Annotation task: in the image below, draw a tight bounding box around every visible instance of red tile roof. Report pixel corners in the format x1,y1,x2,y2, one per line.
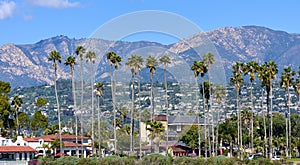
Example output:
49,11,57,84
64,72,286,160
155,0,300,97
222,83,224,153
63,142,89,147
0,146,36,153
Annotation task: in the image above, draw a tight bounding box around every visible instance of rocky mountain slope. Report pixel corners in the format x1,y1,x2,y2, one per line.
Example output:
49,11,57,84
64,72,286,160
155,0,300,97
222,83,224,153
1,26,300,88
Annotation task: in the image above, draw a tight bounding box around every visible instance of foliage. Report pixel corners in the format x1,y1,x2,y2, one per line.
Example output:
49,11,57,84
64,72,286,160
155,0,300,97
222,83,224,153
179,125,199,150
36,97,48,107
31,110,48,135
141,153,172,165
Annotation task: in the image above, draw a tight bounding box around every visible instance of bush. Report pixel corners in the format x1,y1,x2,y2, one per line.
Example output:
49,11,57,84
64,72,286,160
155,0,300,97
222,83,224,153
140,153,172,165
51,156,78,165
173,156,206,165
77,158,100,165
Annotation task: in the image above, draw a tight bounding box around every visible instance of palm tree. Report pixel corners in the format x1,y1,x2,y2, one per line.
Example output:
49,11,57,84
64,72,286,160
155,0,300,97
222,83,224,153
95,82,104,157
64,55,78,157
242,60,259,153
159,55,171,154
75,45,86,154
230,61,244,159
48,50,62,154
203,52,215,156
11,95,22,135
85,51,97,155
293,67,300,122
213,84,226,155
126,55,144,153
146,56,158,121
280,66,295,158
106,51,122,154
146,120,165,153
257,60,278,159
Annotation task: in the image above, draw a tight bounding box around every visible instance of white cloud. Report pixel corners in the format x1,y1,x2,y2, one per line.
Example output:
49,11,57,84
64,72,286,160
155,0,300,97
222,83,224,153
0,1,16,20
29,0,80,8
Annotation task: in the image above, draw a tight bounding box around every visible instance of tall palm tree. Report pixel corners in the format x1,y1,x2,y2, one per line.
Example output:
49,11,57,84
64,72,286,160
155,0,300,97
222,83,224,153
11,95,22,135
146,120,165,153
191,60,207,157
126,55,144,153
64,55,78,157
106,51,122,154
213,84,226,155
242,60,259,153
75,45,86,155
95,82,104,157
230,61,244,159
257,60,278,159
280,66,295,159
203,52,215,156
293,67,300,122
85,51,97,155
146,56,158,121
159,55,171,154
48,50,62,154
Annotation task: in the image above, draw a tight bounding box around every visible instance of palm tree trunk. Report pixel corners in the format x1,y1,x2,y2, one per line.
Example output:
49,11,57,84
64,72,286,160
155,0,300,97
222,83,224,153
250,81,254,153
72,68,79,158
16,107,19,135
288,86,291,159
97,96,101,158
164,65,169,156
262,89,267,157
130,71,135,153
151,72,154,121
110,64,117,154
80,60,84,156
138,71,142,159
236,88,241,159
195,78,201,157
54,67,63,155
208,71,213,157
90,62,95,155
202,81,207,159
216,102,221,156
269,83,273,159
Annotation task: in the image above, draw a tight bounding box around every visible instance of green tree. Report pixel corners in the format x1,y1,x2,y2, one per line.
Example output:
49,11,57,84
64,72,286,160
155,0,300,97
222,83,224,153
203,52,215,156
258,60,278,158
95,82,104,157
31,111,48,136
86,51,97,154
191,60,207,157
126,55,144,153
44,125,59,135
146,120,165,153
230,61,244,159
180,125,200,153
0,81,11,136
36,97,48,107
50,138,64,155
64,55,79,157
18,112,30,132
242,60,259,153
280,66,295,158
146,56,158,121
76,45,86,154
11,95,22,135
159,55,171,155
48,50,62,154
213,84,226,155
106,51,122,154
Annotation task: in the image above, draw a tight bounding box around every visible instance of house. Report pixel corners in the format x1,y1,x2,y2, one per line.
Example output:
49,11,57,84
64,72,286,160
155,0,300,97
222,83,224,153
139,115,206,153
0,136,35,161
24,134,91,157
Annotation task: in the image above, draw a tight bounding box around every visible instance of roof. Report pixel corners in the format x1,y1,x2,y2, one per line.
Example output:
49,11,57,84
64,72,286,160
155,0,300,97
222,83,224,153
63,142,89,147
168,116,204,125
24,134,90,142
153,115,167,121
0,146,36,153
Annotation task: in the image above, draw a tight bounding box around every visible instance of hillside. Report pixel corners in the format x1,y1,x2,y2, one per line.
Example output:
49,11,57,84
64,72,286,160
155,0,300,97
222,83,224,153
1,26,300,88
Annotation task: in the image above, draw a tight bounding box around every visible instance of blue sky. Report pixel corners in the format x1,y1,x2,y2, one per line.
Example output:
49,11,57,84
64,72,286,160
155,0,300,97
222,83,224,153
0,0,300,46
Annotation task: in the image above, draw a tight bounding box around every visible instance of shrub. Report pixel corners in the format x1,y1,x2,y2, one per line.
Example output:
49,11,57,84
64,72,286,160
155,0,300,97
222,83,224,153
140,153,172,165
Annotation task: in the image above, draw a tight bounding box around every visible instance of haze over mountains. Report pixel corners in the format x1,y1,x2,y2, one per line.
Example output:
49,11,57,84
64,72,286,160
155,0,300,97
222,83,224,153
1,26,300,88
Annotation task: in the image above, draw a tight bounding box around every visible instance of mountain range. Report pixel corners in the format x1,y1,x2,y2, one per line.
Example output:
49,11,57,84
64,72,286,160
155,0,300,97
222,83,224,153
1,25,300,88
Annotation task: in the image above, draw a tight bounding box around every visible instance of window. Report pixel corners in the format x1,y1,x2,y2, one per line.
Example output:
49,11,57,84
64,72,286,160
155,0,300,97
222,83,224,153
176,125,181,132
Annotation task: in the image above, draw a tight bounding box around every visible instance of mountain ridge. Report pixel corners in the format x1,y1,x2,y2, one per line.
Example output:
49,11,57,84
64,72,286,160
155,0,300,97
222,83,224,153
1,26,300,88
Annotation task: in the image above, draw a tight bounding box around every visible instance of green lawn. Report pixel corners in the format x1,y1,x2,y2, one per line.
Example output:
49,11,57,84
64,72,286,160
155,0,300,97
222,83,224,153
287,158,300,163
